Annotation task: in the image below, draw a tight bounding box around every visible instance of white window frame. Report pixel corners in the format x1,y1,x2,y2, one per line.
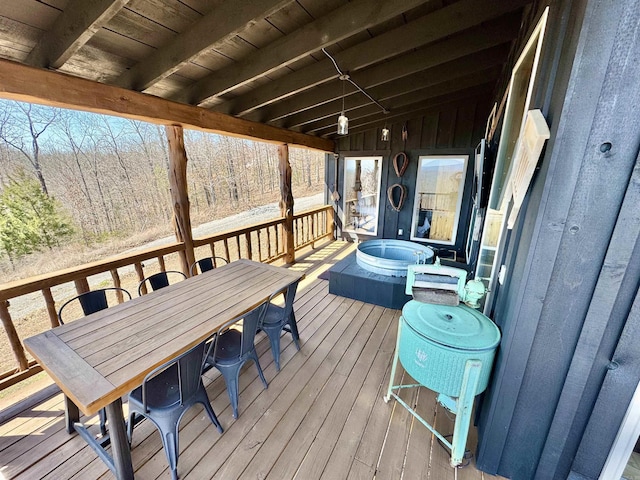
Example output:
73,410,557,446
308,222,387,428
410,154,468,246
342,156,383,236
478,7,549,314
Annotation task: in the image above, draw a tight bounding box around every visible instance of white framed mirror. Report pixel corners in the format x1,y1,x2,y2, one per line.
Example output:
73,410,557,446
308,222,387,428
410,155,468,245
342,156,382,236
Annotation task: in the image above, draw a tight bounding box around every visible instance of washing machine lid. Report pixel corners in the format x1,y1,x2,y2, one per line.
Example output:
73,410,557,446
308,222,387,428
401,301,500,350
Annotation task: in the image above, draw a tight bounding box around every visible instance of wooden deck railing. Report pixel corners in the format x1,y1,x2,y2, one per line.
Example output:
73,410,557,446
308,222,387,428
0,205,334,389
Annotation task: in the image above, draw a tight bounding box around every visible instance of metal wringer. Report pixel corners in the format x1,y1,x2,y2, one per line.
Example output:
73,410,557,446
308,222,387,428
384,259,501,467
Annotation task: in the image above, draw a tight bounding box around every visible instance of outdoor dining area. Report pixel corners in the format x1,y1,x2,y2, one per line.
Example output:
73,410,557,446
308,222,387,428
0,241,498,480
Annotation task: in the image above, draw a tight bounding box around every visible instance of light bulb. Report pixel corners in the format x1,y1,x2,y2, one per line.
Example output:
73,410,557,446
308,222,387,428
337,114,349,135
381,127,390,141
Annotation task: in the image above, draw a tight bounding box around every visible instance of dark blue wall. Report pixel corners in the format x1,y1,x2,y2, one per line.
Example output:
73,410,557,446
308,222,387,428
329,1,640,479
328,96,492,261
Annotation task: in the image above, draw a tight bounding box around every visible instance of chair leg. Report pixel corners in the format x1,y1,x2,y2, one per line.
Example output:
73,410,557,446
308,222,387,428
218,366,241,419
250,350,268,389
127,411,137,444
98,408,107,436
288,312,301,350
197,389,223,434
159,426,179,480
265,327,282,371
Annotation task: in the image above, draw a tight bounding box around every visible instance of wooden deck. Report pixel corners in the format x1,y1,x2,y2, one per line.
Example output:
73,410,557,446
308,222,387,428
0,241,501,480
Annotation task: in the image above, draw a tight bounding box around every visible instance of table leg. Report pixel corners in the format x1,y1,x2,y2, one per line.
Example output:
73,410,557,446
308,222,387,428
64,395,79,433
105,398,134,480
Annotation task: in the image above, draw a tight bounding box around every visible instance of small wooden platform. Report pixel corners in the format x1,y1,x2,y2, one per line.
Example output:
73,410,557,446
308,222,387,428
0,242,503,479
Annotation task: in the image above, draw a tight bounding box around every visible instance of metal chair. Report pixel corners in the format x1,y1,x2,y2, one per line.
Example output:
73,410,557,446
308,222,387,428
57,287,132,436
127,341,223,480
137,270,187,296
190,256,229,276
259,280,301,371
203,303,269,418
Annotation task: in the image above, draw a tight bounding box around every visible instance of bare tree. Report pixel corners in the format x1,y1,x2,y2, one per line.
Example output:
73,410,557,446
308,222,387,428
0,101,59,195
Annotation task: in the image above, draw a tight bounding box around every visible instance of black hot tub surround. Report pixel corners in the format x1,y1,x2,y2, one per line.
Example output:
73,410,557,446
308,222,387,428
328,253,411,309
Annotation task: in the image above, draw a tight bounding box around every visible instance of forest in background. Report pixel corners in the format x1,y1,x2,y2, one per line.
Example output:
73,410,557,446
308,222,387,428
0,99,325,280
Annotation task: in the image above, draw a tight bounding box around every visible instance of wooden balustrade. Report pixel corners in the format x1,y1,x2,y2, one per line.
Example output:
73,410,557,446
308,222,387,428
0,205,334,389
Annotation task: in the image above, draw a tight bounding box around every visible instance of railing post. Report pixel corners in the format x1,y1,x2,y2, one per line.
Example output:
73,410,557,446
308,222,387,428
165,125,195,276
110,270,125,303
0,300,29,371
327,206,335,239
278,144,295,264
42,288,60,328
134,262,147,295
245,232,253,260
74,278,90,295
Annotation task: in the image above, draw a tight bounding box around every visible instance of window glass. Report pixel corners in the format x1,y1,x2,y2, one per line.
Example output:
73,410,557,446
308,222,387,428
342,156,382,235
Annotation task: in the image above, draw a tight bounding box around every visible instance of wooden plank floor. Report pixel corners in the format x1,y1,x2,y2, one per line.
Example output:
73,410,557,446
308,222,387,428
0,241,503,480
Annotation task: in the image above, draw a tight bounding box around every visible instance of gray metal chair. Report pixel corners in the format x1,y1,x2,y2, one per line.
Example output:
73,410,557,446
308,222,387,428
127,341,223,480
57,287,132,436
259,280,301,371
137,270,186,296
190,256,228,276
203,303,269,418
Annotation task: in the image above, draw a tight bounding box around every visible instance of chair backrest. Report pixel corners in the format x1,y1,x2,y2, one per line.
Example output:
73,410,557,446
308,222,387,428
208,302,268,360
140,341,207,410
270,279,301,324
137,270,187,296
190,257,229,276
58,287,132,325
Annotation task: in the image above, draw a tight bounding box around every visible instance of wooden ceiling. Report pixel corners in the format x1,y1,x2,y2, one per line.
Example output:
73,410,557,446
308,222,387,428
0,0,531,149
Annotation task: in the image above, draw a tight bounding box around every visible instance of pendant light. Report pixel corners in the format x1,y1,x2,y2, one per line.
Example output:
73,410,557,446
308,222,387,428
321,48,389,136
337,74,349,135
381,123,390,141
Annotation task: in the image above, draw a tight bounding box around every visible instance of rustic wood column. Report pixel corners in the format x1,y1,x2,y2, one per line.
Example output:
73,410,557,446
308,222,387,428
0,300,29,371
165,125,195,276
278,144,295,264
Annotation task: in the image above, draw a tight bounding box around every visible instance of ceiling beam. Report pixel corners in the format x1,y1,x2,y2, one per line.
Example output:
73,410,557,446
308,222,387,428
25,0,130,69
307,69,500,135
283,51,506,130
217,6,527,117
0,59,334,152
173,0,434,106
267,43,511,127
115,0,295,91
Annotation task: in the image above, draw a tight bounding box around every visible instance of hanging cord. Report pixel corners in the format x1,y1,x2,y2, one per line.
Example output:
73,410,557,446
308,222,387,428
322,48,390,114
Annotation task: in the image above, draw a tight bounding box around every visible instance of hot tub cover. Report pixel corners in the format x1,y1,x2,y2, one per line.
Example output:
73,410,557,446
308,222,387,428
401,301,500,351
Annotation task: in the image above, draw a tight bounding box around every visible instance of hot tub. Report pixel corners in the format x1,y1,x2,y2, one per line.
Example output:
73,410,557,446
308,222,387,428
356,239,434,277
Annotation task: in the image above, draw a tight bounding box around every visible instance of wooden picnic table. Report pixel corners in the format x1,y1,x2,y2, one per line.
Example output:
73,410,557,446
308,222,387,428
24,259,304,480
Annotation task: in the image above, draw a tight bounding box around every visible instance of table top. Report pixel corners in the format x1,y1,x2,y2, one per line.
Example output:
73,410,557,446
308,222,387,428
24,260,304,416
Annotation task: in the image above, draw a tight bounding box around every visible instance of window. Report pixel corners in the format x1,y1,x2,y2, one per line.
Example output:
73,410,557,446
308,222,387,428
342,156,382,236
410,155,468,245
478,7,548,314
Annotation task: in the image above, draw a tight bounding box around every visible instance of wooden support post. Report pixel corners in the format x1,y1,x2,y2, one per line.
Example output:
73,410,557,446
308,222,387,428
278,144,295,264
42,288,60,328
0,300,29,371
165,125,195,276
